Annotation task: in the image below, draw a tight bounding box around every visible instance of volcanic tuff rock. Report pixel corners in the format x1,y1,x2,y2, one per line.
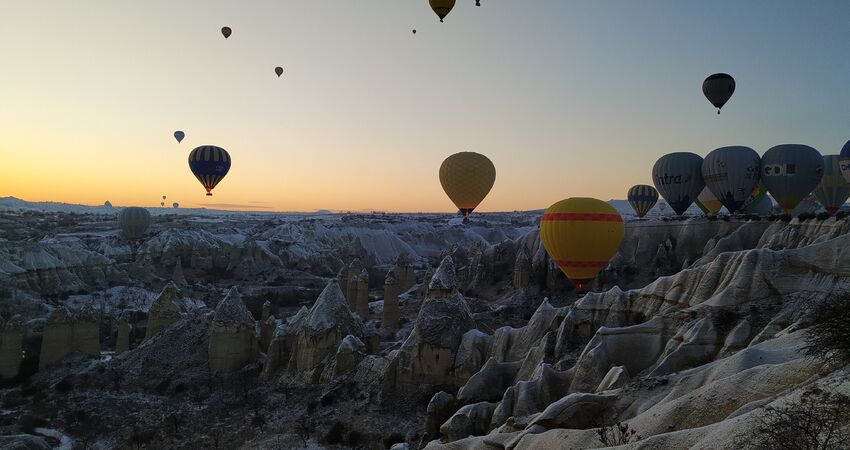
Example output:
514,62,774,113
145,281,183,340
423,221,850,449
383,292,477,398
38,305,100,369
0,314,23,379
263,281,364,378
208,287,258,373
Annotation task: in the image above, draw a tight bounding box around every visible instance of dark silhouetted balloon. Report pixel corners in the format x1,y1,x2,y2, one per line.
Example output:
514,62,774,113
174,131,185,143
813,155,849,215
430,0,456,22
412,29,417,34
118,207,151,240
189,145,231,196
627,185,658,218
172,202,179,209
703,73,735,114
652,152,705,216
761,144,824,213
275,67,283,77
221,27,232,39
702,146,761,214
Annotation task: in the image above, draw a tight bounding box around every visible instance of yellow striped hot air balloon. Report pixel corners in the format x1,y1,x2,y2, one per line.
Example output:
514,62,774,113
540,198,624,293
439,152,496,223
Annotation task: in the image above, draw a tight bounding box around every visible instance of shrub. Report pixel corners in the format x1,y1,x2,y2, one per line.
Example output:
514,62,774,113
737,388,850,449
803,295,850,366
598,422,641,446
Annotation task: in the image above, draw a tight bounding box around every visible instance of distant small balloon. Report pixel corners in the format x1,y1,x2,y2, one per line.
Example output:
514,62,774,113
476,0,481,5
221,27,232,39
162,195,167,200
160,202,165,207
275,66,283,77
174,131,185,143
172,202,179,209
412,29,417,34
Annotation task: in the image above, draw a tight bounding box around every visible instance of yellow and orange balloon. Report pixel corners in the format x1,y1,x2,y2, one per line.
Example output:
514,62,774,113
540,198,624,292
439,152,496,223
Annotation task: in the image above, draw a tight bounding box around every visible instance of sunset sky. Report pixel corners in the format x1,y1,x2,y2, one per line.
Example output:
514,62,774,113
1,1,847,212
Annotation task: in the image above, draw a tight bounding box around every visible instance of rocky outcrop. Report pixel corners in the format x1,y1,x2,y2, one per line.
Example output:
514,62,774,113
383,266,401,332
145,282,183,340
513,249,531,288
263,281,364,378
383,292,476,398
208,287,258,373
427,256,457,298
39,306,100,369
0,315,23,379
355,268,369,318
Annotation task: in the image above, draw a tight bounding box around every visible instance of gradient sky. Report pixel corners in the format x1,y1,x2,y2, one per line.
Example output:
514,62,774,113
1,1,848,212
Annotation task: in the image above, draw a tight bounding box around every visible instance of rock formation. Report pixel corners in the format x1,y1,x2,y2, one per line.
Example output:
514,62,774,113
383,292,476,398
383,266,401,332
427,256,457,298
208,287,258,373
355,268,370,318
39,306,100,369
115,314,130,354
145,282,183,340
513,249,531,289
0,315,23,379
263,281,364,378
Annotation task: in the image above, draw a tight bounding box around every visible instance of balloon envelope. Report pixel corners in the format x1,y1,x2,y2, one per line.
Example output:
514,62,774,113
429,0,456,22
813,155,850,215
172,202,179,209
702,73,735,113
761,144,824,213
275,67,283,77
652,152,705,216
702,146,761,214
627,185,658,218
118,207,151,240
540,198,624,292
695,186,723,216
174,131,185,143
189,145,232,196
439,152,496,219
839,140,850,183
221,27,231,38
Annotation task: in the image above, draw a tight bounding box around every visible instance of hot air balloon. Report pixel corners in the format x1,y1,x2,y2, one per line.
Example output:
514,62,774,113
412,29,417,34
174,131,185,143
439,152,495,223
430,0,456,22
761,144,824,213
627,185,658,218
702,146,761,214
740,182,768,213
652,152,705,216
839,140,850,183
221,27,232,39
275,67,283,77
118,207,151,240
695,186,723,216
172,202,179,209
813,155,850,215
189,145,232,196
540,198,624,293
702,73,735,114
160,202,165,207
476,0,481,5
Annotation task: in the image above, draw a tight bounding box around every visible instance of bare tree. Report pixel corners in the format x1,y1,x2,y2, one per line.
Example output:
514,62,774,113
737,388,850,450
804,295,850,367
597,422,641,446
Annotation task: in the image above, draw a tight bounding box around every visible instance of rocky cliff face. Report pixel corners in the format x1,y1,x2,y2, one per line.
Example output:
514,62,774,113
208,287,258,374
420,220,850,449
